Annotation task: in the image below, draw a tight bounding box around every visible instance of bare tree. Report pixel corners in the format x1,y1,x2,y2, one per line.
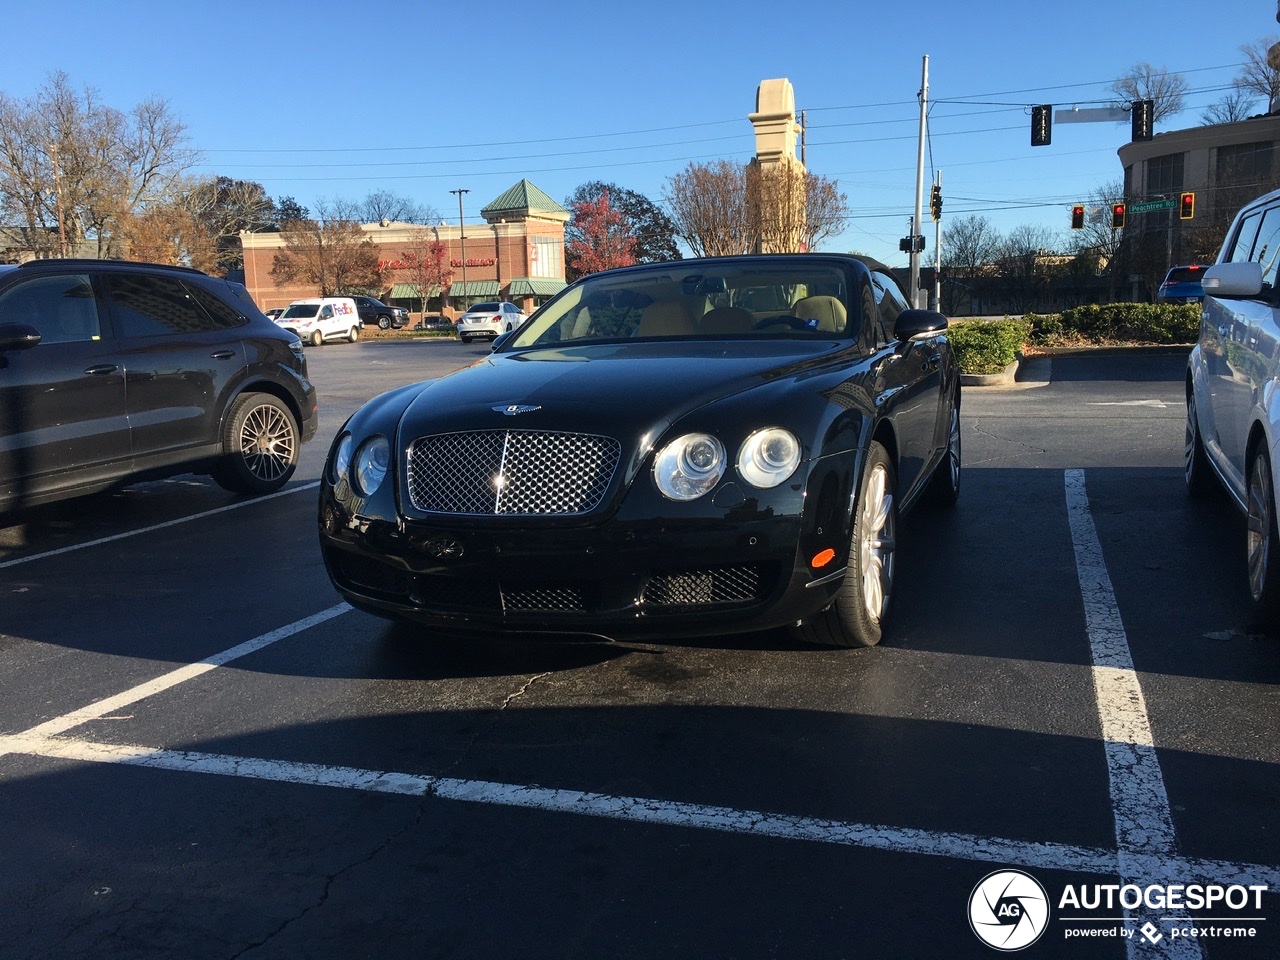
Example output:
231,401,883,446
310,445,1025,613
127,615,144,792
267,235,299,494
357,189,438,225
270,202,386,296
1110,63,1188,123
801,173,850,252
0,72,198,259
1235,37,1280,110
997,224,1061,313
940,215,1001,315
1203,89,1259,125
665,160,752,257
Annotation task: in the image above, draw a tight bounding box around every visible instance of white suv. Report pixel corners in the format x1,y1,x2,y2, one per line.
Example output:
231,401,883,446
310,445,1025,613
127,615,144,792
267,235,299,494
457,301,526,343
1186,186,1280,623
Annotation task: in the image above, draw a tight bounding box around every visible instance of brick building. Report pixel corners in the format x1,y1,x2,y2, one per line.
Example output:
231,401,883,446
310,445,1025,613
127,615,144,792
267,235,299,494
240,179,569,318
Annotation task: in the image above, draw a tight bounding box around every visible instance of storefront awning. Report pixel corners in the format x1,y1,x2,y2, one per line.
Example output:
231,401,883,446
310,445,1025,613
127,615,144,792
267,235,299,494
506,277,567,297
447,280,500,298
389,283,440,300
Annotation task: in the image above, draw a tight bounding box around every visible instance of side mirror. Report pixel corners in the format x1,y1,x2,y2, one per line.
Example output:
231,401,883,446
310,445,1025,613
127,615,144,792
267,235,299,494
491,330,515,351
894,308,948,342
1202,261,1264,298
0,323,41,353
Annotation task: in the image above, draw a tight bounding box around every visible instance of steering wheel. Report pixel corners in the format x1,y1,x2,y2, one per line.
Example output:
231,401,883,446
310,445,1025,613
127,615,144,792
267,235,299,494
752,315,813,331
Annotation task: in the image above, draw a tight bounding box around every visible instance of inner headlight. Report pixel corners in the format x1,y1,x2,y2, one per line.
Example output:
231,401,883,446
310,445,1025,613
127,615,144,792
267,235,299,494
737,428,801,488
353,435,390,496
653,433,725,501
331,433,353,485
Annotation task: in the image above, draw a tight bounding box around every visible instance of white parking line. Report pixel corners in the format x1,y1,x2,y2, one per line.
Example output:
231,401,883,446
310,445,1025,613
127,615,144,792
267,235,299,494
1065,469,1203,958
1,475,1276,946
0,480,320,571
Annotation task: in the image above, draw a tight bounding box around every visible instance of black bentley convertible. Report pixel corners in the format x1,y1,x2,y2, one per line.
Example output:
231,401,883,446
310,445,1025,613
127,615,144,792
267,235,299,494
319,255,961,647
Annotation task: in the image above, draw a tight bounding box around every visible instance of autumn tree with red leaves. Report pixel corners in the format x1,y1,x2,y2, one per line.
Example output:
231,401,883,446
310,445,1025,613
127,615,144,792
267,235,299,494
396,228,453,315
566,189,637,277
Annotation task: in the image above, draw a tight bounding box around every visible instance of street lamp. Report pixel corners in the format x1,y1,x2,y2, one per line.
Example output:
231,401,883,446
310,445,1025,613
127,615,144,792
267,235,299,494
450,188,469,312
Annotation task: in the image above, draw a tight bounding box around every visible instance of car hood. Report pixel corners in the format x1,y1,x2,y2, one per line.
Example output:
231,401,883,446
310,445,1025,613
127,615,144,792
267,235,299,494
397,340,844,440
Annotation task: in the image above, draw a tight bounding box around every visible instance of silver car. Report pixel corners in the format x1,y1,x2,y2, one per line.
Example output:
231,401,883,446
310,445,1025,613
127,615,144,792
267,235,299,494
457,301,526,343
1186,186,1280,623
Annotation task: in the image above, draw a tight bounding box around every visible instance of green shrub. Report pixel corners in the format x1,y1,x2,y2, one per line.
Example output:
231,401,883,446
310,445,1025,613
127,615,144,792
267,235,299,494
949,318,1032,375
1035,302,1199,345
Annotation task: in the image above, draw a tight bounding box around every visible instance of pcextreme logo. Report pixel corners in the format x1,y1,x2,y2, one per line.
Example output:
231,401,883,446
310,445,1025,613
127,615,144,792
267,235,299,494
969,870,1050,951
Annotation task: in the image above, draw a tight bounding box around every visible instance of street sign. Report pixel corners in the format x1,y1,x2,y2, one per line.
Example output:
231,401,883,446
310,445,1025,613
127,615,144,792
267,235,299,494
1129,199,1176,214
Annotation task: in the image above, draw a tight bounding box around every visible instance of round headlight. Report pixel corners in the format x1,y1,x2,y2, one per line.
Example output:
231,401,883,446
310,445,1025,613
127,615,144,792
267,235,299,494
737,428,801,488
353,435,390,496
331,433,353,485
653,433,726,501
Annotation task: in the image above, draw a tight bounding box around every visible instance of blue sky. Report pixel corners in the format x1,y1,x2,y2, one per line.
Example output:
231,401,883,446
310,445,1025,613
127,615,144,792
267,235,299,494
0,0,1271,266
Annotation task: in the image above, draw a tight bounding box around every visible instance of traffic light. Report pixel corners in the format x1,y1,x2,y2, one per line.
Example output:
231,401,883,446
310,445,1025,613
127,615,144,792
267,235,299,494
930,184,942,221
1071,204,1085,230
1180,191,1195,220
1131,99,1154,142
1031,104,1052,147
1111,202,1127,229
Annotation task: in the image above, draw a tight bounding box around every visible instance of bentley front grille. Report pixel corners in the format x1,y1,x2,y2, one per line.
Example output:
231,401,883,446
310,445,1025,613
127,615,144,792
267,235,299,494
407,429,622,516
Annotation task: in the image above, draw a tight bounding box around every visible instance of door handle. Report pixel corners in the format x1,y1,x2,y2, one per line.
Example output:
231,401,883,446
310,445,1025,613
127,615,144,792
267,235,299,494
83,364,118,376
210,349,236,360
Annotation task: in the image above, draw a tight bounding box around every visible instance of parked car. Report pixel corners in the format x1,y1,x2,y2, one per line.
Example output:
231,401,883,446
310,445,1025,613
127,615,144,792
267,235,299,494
456,301,527,343
350,295,409,329
265,307,284,320
1186,186,1280,623
0,258,318,512
276,297,362,346
414,314,454,332
319,254,961,648
1158,265,1206,303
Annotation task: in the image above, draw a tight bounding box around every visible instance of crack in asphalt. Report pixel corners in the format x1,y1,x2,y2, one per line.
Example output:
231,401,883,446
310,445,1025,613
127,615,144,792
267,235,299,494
965,416,1048,463
227,674,551,958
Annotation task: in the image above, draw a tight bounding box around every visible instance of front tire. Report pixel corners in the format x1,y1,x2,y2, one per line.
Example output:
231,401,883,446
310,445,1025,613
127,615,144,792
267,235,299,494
925,391,961,507
793,441,897,648
212,393,299,495
378,316,391,330
1246,447,1280,625
1185,392,1216,498
310,330,323,347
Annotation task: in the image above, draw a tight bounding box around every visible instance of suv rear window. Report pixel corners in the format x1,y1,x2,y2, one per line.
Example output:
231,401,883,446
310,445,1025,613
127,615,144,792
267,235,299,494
1165,267,1204,284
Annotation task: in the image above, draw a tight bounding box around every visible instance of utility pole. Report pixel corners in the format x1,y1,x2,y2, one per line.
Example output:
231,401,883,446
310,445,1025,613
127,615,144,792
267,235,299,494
910,55,929,308
50,141,68,258
450,188,469,311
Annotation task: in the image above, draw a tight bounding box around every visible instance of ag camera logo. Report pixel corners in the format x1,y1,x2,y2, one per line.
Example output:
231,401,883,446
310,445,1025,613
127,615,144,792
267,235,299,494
969,870,1050,951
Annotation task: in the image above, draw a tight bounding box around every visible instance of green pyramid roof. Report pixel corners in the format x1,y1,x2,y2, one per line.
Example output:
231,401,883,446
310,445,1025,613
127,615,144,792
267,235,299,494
480,179,569,220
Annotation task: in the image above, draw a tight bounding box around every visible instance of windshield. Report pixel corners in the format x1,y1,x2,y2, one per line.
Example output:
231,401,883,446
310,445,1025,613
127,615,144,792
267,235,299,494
510,262,853,348
281,304,319,319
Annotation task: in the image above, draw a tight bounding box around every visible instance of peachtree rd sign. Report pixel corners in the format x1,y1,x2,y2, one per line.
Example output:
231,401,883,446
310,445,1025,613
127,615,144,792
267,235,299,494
1129,199,1176,214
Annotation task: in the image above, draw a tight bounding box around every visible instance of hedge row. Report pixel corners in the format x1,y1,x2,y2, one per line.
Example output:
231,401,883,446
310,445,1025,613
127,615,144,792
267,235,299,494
948,302,1201,375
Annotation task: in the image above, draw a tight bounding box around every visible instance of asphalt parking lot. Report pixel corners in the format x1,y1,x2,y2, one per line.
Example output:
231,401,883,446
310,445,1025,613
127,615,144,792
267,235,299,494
1,341,1278,959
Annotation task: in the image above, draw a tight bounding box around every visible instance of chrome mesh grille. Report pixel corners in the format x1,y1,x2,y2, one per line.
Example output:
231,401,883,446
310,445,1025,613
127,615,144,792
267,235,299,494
407,429,622,516
642,566,763,607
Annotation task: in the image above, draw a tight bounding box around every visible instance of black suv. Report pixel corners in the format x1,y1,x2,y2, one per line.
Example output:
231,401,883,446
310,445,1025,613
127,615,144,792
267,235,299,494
349,295,408,329
0,259,319,512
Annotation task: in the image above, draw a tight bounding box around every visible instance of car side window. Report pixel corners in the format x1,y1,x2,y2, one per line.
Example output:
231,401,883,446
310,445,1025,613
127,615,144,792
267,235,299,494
1251,206,1280,295
1226,211,1264,264
868,276,896,346
103,273,222,337
183,282,246,329
0,273,101,344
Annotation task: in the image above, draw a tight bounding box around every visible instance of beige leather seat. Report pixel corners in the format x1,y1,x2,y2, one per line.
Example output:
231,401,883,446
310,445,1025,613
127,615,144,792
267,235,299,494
699,306,755,335
636,300,697,337
791,295,847,333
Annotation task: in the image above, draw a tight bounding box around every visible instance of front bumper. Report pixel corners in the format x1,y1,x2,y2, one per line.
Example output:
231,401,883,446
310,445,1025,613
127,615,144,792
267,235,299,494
318,466,853,641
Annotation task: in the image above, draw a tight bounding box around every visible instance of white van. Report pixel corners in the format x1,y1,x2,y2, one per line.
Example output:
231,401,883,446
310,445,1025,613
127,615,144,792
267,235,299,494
276,297,361,346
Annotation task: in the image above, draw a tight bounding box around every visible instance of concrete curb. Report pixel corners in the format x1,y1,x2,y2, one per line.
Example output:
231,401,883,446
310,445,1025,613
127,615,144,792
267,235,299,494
959,360,1019,387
